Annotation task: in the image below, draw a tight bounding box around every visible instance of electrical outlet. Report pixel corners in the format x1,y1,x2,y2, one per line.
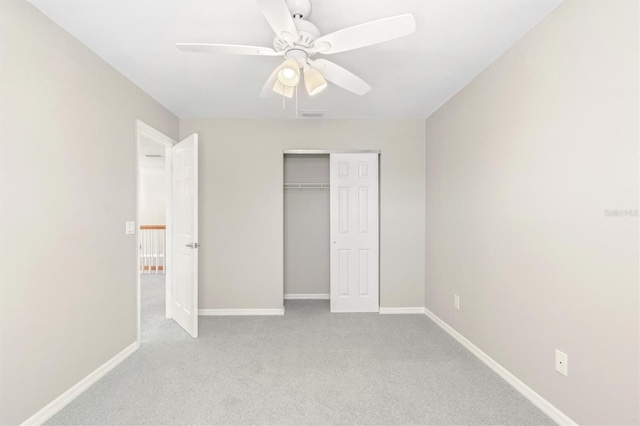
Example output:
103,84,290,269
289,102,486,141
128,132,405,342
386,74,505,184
555,350,568,376
454,295,460,310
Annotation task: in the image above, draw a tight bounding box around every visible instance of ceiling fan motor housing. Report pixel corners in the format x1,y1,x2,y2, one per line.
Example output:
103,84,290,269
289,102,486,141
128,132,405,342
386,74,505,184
273,0,319,51
273,18,320,51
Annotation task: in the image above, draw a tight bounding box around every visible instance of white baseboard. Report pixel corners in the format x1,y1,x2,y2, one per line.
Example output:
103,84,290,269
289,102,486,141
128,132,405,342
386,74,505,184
199,308,285,316
284,293,330,300
379,307,426,314
424,309,576,426
22,342,138,426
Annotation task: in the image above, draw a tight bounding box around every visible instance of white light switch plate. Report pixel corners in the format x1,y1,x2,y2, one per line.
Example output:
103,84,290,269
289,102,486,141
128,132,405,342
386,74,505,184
454,295,460,310
125,221,135,235
555,350,568,376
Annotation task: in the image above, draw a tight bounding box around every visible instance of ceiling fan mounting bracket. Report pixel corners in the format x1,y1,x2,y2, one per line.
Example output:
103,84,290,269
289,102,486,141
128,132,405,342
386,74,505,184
286,0,312,19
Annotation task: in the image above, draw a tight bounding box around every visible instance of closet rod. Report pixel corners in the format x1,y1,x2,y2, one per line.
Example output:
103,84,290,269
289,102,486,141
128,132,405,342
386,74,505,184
283,149,381,154
284,182,330,190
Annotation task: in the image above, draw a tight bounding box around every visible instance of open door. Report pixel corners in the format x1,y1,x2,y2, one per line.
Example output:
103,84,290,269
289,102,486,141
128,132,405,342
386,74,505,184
171,134,199,337
330,153,379,312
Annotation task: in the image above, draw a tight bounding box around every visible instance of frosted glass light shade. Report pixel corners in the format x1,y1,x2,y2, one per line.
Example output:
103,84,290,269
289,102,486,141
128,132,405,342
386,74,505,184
277,58,300,87
273,80,294,98
304,67,327,96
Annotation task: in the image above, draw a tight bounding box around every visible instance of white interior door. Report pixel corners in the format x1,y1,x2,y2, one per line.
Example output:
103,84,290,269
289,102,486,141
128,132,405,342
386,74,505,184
171,134,198,337
330,153,379,312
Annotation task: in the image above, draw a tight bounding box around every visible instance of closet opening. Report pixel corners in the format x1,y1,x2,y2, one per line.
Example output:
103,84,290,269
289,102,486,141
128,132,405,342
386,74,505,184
284,154,331,313
283,150,381,314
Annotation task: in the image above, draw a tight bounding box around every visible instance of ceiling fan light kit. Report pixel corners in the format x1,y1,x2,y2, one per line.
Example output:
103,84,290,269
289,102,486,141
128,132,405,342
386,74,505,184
176,0,416,100
277,58,301,87
304,67,327,96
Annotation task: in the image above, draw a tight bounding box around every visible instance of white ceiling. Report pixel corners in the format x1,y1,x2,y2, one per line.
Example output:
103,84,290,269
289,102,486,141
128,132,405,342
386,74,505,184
28,0,562,119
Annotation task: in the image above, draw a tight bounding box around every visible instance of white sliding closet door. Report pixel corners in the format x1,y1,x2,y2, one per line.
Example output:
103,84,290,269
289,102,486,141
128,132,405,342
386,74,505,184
330,153,379,312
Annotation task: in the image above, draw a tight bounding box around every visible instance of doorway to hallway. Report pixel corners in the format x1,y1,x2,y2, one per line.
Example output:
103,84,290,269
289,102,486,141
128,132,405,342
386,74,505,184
137,122,172,344
136,120,200,342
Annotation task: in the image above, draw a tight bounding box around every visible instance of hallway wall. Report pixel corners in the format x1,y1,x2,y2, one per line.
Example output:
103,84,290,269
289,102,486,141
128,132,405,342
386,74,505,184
139,171,166,225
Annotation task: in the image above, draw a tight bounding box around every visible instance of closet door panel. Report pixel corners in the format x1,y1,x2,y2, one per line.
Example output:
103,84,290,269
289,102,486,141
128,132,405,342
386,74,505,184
330,153,379,312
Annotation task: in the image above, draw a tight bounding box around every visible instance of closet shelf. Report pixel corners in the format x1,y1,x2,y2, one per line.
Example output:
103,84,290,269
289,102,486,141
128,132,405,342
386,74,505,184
284,182,330,190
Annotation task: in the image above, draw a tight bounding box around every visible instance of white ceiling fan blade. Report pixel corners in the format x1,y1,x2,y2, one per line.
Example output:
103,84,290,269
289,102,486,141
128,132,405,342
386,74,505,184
256,0,298,43
259,66,280,97
311,59,371,95
312,14,416,55
176,43,283,56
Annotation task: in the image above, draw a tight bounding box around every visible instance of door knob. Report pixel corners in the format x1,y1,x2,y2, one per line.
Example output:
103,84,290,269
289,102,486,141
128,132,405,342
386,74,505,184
185,243,194,248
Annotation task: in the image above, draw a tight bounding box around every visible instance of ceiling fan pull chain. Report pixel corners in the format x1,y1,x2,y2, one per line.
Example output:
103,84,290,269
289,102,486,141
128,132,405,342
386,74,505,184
282,92,285,110
295,85,298,119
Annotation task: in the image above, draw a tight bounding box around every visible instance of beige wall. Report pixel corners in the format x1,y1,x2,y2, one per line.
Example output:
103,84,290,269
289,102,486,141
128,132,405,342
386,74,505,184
180,119,425,310
424,1,639,424
139,172,166,225
0,1,179,424
284,155,330,296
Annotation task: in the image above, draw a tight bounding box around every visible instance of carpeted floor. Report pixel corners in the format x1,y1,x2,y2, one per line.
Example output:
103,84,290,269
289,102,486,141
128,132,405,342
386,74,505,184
46,274,553,425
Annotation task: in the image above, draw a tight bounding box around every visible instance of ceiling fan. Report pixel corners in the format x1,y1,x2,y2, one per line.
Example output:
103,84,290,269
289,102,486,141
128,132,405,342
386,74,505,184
176,0,416,98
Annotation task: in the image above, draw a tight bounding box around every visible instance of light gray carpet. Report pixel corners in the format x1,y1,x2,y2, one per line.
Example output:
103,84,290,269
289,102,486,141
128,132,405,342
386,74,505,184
46,275,553,425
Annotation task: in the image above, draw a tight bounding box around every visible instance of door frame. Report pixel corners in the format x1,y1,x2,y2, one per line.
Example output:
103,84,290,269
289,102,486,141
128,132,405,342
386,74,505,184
136,120,176,347
282,149,381,310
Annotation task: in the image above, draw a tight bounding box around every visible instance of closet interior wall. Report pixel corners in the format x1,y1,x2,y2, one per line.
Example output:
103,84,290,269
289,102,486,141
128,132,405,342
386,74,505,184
283,154,330,298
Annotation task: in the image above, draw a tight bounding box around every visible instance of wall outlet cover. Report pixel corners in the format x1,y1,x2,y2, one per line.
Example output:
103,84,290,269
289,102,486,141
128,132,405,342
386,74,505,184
555,349,568,376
